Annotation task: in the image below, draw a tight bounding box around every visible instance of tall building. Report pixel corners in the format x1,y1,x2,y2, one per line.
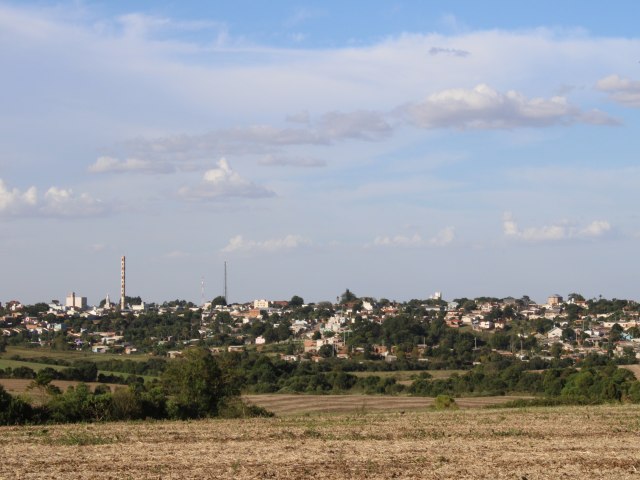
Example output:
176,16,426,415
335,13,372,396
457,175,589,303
120,256,126,310
65,292,87,309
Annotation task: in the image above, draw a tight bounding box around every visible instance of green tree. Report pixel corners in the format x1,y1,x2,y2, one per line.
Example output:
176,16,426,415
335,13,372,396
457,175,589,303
211,296,227,306
318,344,334,358
162,347,237,419
289,295,304,307
0,385,33,425
340,289,357,304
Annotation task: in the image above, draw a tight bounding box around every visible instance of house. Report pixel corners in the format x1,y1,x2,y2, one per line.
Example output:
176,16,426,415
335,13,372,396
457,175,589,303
547,294,563,306
227,345,245,353
92,345,109,353
547,327,564,339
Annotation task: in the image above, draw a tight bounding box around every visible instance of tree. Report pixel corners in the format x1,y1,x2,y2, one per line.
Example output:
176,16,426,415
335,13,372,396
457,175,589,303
568,293,585,302
161,347,237,419
340,289,357,304
0,385,33,425
550,342,564,359
289,295,304,307
211,296,227,306
318,344,334,358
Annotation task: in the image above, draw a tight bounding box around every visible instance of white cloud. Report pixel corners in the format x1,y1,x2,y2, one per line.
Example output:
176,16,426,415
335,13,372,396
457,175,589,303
222,234,311,253
258,154,326,167
41,187,106,216
178,158,274,200
372,227,455,248
373,233,423,247
429,226,456,246
0,179,106,218
122,111,392,164
88,156,173,174
580,220,611,238
0,179,37,215
401,84,618,129
596,74,640,108
503,213,611,242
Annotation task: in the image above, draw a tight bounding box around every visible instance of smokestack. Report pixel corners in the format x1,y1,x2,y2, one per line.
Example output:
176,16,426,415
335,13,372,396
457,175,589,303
120,256,126,310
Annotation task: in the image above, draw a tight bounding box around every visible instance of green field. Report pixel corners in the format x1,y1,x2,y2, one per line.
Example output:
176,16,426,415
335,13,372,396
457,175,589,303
1,346,151,362
0,358,157,381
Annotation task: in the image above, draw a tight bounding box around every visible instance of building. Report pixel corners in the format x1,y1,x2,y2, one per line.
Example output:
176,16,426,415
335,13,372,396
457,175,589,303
65,292,87,309
253,299,269,309
547,294,563,306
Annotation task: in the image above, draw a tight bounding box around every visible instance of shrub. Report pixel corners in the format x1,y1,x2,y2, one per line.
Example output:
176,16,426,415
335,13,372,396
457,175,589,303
434,395,458,410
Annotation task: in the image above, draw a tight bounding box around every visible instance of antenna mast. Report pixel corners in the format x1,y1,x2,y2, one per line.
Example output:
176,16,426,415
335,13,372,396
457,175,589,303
120,256,126,310
224,261,228,304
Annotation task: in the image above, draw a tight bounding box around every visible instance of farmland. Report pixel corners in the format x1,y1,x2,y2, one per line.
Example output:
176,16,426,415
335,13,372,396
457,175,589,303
2,404,640,479
243,393,529,415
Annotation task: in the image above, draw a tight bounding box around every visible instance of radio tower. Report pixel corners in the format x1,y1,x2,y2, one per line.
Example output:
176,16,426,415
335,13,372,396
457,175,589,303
224,261,228,304
120,256,126,310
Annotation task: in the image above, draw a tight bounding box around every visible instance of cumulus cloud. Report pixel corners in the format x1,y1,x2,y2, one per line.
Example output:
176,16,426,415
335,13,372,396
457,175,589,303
258,154,326,168
429,226,456,246
0,178,106,217
88,156,173,174
596,74,640,108
373,233,423,247
222,234,311,253
372,227,455,248
0,179,37,215
178,158,274,200
401,84,618,129
503,213,611,242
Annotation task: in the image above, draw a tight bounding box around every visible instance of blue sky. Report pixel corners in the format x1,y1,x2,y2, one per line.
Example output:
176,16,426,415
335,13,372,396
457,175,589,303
1,1,640,305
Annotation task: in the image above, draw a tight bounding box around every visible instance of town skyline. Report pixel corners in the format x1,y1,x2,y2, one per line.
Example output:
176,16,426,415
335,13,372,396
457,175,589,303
1,1,640,304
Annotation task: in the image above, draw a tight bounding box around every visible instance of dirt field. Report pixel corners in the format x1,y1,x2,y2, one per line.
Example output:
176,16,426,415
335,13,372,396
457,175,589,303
243,394,529,415
2,404,640,479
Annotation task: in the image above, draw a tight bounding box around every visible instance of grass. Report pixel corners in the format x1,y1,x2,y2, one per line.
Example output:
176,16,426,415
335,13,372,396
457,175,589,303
0,358,68,372
0,359,157,383
2,346,151,362
2,404,640,479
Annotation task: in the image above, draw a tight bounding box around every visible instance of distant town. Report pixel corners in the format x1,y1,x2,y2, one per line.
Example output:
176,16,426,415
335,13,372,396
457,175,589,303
2,288,639,365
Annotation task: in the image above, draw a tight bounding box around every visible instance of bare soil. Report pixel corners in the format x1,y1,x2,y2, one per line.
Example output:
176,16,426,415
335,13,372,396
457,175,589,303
2,404,639,479
243,393,529,415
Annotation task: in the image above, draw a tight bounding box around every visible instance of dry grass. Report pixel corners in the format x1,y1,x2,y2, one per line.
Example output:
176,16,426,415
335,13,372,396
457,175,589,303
242,394,529,415
0,379,123,404
2,404,640,479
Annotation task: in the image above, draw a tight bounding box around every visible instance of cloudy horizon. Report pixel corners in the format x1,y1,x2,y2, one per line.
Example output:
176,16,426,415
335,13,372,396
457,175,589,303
1,1,639,305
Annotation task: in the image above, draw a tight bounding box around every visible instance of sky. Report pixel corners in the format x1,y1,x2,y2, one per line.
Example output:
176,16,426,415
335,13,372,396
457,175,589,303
1,1,640,305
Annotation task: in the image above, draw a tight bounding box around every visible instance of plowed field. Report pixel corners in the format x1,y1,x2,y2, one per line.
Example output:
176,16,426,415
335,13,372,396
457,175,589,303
2,404,640,479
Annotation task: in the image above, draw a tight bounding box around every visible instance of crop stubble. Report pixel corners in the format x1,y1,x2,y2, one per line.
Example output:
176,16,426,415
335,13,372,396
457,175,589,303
1,404,640,479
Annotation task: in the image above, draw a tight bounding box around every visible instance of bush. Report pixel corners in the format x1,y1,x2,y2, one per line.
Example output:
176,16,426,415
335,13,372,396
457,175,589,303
434,395,458,410
0,385,34,425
